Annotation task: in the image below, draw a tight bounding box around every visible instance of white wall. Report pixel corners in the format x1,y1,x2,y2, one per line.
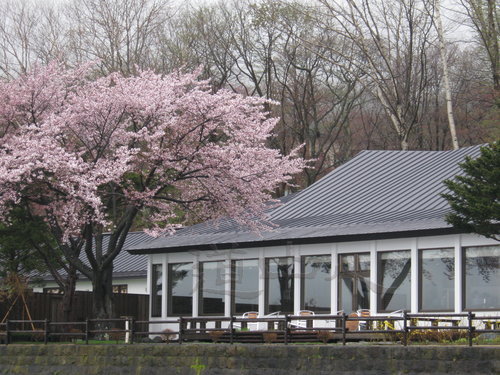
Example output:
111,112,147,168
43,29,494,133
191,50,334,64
32,276,147,295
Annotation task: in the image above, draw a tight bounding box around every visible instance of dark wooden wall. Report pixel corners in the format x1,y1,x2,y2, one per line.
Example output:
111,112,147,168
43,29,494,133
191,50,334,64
0,291,149,322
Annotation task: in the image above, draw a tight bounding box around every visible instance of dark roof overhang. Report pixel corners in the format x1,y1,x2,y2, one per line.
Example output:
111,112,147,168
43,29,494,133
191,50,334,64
127,227,460,255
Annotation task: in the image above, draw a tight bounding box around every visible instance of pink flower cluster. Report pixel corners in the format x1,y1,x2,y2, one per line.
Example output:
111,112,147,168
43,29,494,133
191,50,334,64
0,62,305,240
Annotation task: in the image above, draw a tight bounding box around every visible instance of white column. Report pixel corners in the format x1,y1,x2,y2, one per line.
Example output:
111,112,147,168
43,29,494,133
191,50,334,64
224,257,231,317
294,250,301,315
162,255,168,318
147,257,152,318
369,241,377,314
410,238,418,313
258,249,265,317
192,255,199,317
454,234,463,313
331,244,338,314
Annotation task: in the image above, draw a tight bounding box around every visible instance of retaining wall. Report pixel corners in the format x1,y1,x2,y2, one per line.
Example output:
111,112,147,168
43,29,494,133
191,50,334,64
0,343,499,375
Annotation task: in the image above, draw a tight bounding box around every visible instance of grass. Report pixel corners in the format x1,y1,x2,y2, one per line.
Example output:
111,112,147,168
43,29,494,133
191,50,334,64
11,340,127,345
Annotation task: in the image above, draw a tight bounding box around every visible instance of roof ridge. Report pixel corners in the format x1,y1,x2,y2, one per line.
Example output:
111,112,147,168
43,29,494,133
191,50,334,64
359,144,485,154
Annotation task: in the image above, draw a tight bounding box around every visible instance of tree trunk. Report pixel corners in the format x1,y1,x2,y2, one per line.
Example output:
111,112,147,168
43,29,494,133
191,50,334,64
381,260,411,309
61,265,78,322
92,266,114,320
435,0,459,149
277,264,293,312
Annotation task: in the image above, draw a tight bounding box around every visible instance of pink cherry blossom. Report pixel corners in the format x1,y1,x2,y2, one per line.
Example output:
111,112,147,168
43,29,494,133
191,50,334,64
0,62,305,241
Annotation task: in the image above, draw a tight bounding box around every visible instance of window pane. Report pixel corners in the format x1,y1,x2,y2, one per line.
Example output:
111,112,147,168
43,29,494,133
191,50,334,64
302,255,331,313
420,248,454,311
233,259,259,314
357,276,370,310
200,261,225,315
339,253,371,314
378,251,411,312
359,254,371,271
151,264,162,317
168,262,193,316
464,245,500,310
340,277,353,312
113,285,128,294
266,257,294,313
341,255,355,272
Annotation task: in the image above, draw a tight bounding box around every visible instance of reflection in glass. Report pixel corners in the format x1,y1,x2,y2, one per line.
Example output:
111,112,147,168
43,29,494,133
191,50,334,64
420,248,454,311
359,254,370,271
200,261,225,315
378,251,411,312
151,264,162,317
464,245,500,310
232,259,259,314
340,277,353,313
168,262,193,316
266,257,294,313
339,253,370,313
341,255,355,272
357,277,370,310
302,255,331,313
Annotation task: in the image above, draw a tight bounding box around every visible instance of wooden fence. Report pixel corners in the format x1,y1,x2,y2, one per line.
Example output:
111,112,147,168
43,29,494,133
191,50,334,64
1,312,498,346
0,291,149,322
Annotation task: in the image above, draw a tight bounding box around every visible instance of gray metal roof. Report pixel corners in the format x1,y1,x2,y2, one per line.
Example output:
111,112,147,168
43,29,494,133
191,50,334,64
99,231,151,277
37,231,151,281
127,146,483,254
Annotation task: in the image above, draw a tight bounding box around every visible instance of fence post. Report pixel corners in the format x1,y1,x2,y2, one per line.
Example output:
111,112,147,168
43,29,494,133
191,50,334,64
178,317,183,345
229,316,234,345
403,310,408,347
123,317,130,344
5,320,10,345
342,312,346,346
44,319,49,345
467,311,474,347
284,314,289,345
85,319,89,345
130,318,135,344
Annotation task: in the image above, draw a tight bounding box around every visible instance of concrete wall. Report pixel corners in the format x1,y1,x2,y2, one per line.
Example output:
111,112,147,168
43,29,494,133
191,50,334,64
0,344,498,375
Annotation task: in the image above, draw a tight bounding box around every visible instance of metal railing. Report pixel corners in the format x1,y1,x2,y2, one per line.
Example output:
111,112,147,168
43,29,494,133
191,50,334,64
0,312,498,347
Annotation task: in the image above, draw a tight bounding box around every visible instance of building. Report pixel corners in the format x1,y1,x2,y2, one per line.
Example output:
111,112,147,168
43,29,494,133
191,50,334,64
127,146,499,323
32,231,150,295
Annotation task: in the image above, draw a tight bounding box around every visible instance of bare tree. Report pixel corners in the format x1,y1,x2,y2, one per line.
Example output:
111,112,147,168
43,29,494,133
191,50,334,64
65,0,171,76
0,0,40,77
459,0,499,92
433,0,459,149
451,45,500,143
272,2,362,184
315,0,438,150
176,1,362,186
32,5,71,66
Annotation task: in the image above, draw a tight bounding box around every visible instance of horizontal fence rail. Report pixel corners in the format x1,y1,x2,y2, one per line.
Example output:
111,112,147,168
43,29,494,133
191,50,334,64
0,312,498,347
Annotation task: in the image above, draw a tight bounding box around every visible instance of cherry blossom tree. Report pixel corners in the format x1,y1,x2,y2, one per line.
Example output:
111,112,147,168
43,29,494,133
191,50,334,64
0,62,305,318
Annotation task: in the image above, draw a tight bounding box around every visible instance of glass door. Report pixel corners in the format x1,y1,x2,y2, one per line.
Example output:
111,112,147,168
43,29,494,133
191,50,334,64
339,253,370,314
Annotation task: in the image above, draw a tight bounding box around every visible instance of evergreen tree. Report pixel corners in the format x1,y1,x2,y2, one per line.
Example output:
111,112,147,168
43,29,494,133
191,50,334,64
442,142,500,241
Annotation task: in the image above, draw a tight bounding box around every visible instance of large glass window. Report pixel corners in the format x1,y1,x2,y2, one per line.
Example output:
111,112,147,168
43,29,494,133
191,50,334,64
339,253,370,314
302,255,331,313
199,261,225,315
464,245,500,310
378,250,411,312
266,257,294,314
168,262,193,316
151,264,163,317
419,248,454,311
232,259,259,314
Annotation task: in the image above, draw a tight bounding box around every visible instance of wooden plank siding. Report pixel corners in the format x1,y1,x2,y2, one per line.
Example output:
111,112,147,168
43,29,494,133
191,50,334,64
0,291,149,322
